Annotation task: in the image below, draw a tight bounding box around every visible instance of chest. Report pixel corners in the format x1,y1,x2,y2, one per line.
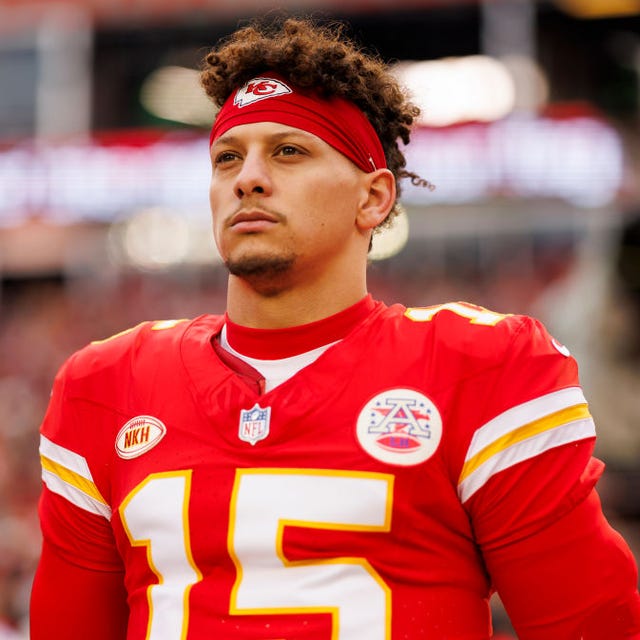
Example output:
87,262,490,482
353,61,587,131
102,360,480,571
89,343,493,638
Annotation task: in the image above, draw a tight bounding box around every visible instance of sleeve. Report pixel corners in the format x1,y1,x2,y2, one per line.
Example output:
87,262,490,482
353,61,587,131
31,356,129,638
30,519,129,640
485,490,640,639
458,315,640,637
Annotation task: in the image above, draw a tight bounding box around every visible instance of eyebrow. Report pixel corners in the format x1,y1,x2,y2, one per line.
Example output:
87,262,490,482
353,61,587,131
211,128,317,149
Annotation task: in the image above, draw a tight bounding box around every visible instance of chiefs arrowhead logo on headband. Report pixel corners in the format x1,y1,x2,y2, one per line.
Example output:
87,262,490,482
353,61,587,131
210,72,387,174
234,77,293,107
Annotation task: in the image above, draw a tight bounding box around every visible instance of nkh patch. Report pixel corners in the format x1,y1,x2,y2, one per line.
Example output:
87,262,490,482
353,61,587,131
233,77,292,108
238,403,271,445
115,415,166,459
356,389,442,466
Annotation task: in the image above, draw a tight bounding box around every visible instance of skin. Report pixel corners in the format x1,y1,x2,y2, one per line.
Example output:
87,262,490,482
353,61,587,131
209,121,396,328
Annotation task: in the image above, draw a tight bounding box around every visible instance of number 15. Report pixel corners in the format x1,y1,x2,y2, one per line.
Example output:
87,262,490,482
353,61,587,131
121,469,394,639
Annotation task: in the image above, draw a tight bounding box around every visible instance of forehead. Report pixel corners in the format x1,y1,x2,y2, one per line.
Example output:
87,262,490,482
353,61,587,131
211,122,325,149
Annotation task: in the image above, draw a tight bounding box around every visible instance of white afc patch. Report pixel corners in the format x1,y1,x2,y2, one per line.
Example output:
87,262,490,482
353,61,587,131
116,415,166,459
356,389,442,466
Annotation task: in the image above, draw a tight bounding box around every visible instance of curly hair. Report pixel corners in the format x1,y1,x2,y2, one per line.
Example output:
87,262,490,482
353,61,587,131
200,15,431,227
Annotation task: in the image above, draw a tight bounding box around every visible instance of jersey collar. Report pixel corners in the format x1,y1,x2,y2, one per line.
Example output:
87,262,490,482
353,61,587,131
224,295,376,360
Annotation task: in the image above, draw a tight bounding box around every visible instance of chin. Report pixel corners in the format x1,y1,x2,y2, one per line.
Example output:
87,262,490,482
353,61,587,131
225,253,297,296
226,253,295,277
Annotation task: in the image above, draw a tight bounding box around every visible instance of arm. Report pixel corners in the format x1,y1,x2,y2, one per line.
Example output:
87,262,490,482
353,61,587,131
31,352,130,639
30,489,129,640
467,436,640,638
485,488,640,639
458,314,640,637
30,538,129,640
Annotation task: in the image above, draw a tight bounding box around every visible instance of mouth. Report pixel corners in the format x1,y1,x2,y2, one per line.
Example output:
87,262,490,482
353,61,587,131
228,209,280,233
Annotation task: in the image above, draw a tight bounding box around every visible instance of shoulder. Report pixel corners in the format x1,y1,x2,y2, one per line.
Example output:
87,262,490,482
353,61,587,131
385,300,560,364
59,315,223,389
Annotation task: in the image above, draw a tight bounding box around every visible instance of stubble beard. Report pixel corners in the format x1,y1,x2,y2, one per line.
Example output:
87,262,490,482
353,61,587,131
225,252,297,297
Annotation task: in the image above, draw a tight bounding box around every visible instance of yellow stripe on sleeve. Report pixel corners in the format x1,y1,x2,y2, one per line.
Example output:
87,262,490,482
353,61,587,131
40,454,109,506
457,387,596,503
459,403,591,484
39,435,112,519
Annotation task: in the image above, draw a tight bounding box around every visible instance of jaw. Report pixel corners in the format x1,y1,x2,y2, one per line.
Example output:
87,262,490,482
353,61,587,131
225,251,297,298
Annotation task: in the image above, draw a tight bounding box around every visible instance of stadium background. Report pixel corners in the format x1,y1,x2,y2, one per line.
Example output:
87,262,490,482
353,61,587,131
0,0,639,637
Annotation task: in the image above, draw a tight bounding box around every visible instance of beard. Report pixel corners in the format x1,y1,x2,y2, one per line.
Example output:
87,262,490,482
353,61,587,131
224,252,297,297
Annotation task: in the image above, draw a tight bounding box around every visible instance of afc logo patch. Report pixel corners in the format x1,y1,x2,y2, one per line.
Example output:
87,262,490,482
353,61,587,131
238,403,271,445
356,389,442,466
233,77,292,108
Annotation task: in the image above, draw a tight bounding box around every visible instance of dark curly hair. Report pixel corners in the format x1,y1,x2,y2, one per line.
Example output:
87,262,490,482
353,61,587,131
200,15,431,227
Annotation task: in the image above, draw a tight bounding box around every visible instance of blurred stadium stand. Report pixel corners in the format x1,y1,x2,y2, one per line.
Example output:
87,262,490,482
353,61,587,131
0,0,639,636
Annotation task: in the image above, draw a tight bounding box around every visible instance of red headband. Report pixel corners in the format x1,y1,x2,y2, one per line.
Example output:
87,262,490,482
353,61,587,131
209,74,387,173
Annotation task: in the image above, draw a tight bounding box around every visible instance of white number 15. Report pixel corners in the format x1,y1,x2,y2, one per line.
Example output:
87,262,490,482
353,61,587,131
121,469,394,639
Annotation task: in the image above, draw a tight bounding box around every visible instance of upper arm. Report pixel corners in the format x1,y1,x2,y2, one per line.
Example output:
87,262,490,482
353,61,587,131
450,313,640,635
31,487,129,638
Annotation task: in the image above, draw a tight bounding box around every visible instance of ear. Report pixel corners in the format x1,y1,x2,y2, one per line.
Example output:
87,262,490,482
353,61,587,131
356,169,396,232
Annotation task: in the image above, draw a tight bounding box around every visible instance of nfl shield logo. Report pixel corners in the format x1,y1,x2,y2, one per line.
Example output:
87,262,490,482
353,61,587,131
238,403,271,445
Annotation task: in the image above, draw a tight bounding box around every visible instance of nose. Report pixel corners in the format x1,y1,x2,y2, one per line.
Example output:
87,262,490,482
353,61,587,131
234,153,272,199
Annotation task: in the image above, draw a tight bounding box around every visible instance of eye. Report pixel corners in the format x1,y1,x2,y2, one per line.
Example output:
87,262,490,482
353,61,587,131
275,144,303,157
214,150,240,165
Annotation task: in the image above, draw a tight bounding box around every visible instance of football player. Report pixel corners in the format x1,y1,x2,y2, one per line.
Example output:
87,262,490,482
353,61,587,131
30,16,640,639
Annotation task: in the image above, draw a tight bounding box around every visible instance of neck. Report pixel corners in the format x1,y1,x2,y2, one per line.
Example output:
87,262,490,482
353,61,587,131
226,264,368,329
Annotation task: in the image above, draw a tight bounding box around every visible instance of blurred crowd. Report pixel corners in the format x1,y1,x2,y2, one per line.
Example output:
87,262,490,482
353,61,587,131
0,224,638,637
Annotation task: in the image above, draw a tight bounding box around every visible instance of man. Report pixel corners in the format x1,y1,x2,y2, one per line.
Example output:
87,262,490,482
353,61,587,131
30,16,640,639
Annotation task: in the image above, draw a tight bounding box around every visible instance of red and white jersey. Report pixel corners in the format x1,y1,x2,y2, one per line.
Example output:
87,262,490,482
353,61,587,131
37,299,604,639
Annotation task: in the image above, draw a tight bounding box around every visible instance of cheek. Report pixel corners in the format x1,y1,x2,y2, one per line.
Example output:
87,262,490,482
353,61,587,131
308,178,359,228
309,171,357,208
209,177,230,221
209,178,219,212
211,218,222,250
209,182,226,249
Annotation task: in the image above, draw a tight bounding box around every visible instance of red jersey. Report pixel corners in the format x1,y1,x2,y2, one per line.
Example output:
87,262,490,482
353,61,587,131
32,299,640,639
